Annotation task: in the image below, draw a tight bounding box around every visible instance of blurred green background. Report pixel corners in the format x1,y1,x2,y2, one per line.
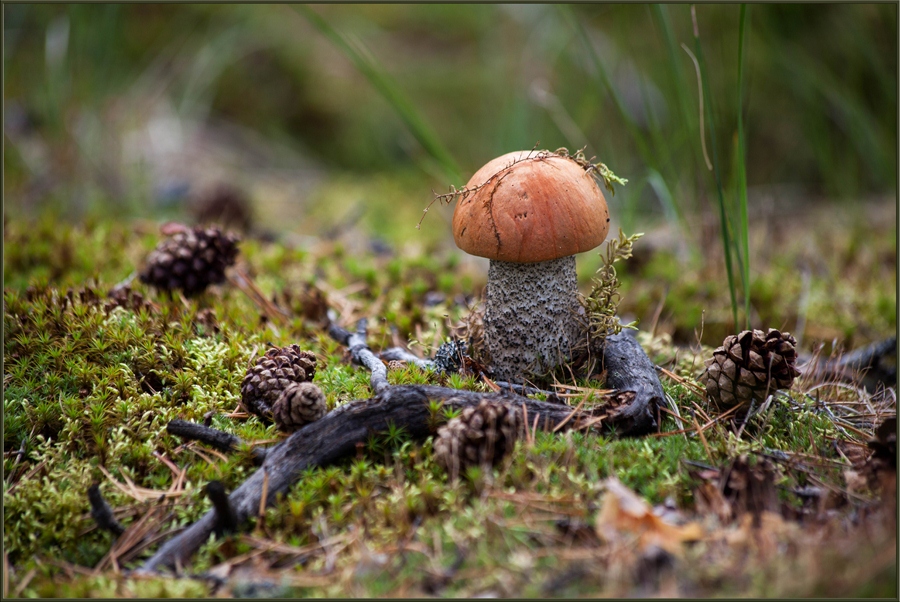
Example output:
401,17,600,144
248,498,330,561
3,4,897,346
5,4,896,230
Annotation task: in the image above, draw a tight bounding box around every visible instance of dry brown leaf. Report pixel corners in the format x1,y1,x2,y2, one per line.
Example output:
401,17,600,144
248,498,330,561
842,469,868,495
694,481,732,524
595,478,702,555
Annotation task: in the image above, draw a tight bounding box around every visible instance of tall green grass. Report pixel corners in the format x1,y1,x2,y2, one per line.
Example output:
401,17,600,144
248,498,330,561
293,4,462,184
735,5,751,330
4,4,894,235
561,4,694,253
686,9,741,329
564,4,754,328
682,5,752,330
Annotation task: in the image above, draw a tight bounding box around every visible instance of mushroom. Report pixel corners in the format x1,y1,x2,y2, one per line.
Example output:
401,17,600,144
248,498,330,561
452,150,611,382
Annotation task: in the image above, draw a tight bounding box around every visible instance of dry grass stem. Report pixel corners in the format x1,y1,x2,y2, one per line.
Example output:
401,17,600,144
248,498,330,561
575,415,606,432
6,459,48,495
657,366,706,395
258,468,270,525
692,414,713,462
552,397,587,433
11,567,37,598
185,445,227,468
98,466,185,502
521,403,531,446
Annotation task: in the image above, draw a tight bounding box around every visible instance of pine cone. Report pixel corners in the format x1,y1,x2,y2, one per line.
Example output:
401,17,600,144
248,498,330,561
864,417,897,507
194,308,219,335
434,399,522,478
704,329,800,409
867,417,897,472
139,225,240,297
273,382,327,433
104,286,156,314
190,183,253,232
240,345,317,420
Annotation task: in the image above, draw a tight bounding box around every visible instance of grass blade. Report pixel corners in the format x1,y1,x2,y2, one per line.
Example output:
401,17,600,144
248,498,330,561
736,4,751,329
293,5,462,183
651,5,697,132
646,168,693,260
686,6,741,329
562,5,694,249
561,6,652,163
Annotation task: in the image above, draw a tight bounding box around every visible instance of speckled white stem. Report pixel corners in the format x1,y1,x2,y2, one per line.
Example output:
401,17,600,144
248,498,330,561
483,256,585,382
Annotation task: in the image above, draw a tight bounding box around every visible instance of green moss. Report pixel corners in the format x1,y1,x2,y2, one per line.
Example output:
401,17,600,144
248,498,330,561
3,213,894,597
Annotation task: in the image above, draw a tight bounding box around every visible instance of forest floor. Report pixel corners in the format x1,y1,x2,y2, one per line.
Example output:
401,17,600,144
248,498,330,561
3,194,896,597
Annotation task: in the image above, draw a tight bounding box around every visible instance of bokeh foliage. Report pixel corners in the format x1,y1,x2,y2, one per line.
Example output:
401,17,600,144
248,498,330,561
4,4,896,226
2,7,897,594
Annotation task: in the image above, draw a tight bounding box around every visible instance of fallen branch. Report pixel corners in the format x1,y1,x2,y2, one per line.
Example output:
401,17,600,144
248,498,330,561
600,331,665,436
137,320,663,573
88,484,126,537
137,385,604,573
205,481,238,537
379,346,436,370
801,336,897,392
377,344,563,402
167,420,269,464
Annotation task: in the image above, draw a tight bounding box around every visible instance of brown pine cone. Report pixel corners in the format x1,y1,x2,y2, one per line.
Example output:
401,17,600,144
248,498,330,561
194,308,219,335
240,345,318,421
863,417,897,514
867,417,897,473
105,285,156,314
139,225,240,297
273,382,327,433
190,183,253,232
704,329,800,409
434,399,522,479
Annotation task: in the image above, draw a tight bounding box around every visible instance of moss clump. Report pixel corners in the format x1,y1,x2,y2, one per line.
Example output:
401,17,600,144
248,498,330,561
3,212,895,597
582,229,643,345
2,278,272,565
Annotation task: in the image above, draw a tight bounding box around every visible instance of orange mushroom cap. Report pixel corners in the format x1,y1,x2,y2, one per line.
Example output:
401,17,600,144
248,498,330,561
452,150,610,263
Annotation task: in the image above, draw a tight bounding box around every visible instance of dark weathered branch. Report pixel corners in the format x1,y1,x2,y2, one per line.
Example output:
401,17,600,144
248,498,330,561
801,336,897,391
138,319,664,573
495,381,563,402
600,331,665,436
205,481,237,537
138,384,612,573
836,337,896,372
88,483,126,536
167,419,269,464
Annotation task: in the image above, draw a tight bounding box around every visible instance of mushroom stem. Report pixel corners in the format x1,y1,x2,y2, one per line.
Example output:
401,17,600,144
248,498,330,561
484,255,584,381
